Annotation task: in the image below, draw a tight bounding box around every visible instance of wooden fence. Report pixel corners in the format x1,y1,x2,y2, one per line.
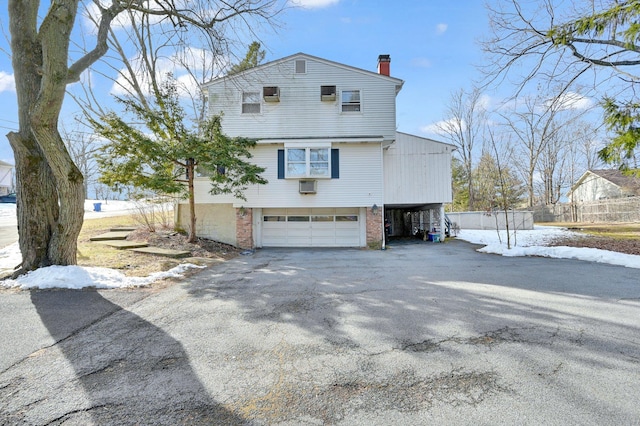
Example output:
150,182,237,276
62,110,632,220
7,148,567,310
533,196,640,223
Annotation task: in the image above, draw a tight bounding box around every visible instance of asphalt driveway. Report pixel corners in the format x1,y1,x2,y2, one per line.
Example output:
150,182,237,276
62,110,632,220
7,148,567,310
1,239,639,425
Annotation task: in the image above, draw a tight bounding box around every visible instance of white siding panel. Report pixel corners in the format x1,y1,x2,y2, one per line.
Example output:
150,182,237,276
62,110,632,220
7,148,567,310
384,132,453,205
194,142,384,208
207,57,398,142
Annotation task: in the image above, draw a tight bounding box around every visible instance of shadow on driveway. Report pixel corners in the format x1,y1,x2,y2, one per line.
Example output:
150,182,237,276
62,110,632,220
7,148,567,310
1,290,248,425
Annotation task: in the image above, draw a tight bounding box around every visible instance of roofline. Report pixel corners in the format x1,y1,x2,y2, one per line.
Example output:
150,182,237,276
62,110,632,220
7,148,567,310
567,169,623,196
202,52,405,89
257,136,386,144
396,131,457,149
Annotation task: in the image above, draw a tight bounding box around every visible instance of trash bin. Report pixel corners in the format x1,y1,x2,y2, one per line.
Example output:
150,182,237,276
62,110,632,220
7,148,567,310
93,202,102,212
428,232,440,242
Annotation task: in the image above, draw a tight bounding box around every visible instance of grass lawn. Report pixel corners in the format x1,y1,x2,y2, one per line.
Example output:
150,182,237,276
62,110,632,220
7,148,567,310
77,215,183,277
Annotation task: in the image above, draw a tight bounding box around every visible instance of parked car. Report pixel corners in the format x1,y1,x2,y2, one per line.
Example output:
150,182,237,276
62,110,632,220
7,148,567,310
0,193,16,203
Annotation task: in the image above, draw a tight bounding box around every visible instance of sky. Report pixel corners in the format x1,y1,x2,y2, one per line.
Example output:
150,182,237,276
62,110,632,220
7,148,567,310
2,201,640,289
0,0,491,165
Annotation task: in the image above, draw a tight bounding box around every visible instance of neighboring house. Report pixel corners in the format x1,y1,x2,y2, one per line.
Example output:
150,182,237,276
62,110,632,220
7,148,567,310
176,53,454,248
568,169,640,203
0,160,14,196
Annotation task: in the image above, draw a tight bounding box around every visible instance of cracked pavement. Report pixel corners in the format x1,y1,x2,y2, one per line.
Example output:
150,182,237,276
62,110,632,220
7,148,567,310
1,239,639,424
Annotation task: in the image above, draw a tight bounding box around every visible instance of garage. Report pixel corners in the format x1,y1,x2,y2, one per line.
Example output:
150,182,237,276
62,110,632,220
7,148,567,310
261,208,361,247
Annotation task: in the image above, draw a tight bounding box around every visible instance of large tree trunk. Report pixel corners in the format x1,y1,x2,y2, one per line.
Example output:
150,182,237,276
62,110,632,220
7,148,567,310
8,0,85,276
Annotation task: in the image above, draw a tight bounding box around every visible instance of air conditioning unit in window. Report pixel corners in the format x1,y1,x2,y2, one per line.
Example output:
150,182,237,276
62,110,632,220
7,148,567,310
299,180,317,194
321,85,337,101
263,86,280,102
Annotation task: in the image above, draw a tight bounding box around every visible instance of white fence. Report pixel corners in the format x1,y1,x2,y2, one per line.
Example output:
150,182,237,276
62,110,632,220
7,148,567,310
447,211,534,231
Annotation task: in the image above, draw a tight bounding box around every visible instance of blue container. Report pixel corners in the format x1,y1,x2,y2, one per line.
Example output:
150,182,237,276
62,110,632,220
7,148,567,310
93,202,102,212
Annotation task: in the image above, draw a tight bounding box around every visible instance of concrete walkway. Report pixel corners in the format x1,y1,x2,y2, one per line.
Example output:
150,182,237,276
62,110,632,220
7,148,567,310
91,228,190,258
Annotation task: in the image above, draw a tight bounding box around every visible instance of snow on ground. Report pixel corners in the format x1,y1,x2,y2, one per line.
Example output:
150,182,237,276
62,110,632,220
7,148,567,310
457,227,640,269
1,263,204,290
1,199,193,290
2,202,640,289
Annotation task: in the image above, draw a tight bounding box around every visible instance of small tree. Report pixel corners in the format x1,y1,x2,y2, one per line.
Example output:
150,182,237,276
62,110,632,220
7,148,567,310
228,41,266,75
91,78,267,243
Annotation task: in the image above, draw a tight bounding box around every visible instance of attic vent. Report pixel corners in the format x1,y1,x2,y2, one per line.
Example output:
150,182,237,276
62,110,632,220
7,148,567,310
295,59,306,74
321,85,336,101
299,180,317,194
263,86,280,102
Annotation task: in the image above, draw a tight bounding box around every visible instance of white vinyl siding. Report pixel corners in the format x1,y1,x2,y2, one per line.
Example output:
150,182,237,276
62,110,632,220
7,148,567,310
192,142,383,208
384,132,454,205
206,55,399,142
571,173,624,202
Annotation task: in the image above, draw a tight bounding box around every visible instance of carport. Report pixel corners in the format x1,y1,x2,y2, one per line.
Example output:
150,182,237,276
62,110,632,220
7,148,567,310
384,203,446,241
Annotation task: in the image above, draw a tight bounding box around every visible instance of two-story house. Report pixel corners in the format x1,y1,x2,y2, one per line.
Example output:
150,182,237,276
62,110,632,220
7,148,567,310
175,53,454,249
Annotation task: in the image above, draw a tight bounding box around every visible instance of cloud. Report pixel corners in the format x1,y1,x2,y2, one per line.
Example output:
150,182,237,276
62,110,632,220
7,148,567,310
411,57,432,68
0,72,15,93
289,0,340,9
553,92,594,110
110,48,228,99
420,118,463,136
436,23,448,35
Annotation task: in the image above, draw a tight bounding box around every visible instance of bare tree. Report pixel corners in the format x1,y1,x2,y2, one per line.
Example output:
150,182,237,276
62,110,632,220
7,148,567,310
485,130,523,249
6,1,283,276
498,92,587,207
436,87,487,210
61,120,102,197
482,0,640,168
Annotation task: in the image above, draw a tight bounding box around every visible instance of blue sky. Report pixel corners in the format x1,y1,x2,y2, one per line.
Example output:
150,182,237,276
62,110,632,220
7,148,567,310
0,1,490,164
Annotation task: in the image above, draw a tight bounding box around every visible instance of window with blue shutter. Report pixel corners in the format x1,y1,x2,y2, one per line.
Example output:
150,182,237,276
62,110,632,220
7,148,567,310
331,149,339,178
277,149,285,179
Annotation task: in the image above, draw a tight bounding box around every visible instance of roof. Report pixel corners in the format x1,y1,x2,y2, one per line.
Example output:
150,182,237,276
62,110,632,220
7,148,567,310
0,160,14,167
395,131,457,150
202,52,405,91
570,169,640,195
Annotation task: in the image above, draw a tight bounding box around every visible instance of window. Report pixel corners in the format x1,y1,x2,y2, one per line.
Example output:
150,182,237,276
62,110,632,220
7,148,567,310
295,59,306,74
285,147,330,178
341,90,361,112
242,91,260,113
278,148,339,179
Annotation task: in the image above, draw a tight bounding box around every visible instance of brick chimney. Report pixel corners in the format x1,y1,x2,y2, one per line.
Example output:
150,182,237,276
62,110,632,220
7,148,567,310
377,54,391,76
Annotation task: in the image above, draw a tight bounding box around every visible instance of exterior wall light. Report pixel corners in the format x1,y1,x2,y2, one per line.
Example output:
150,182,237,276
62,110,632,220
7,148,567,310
372,204,379,215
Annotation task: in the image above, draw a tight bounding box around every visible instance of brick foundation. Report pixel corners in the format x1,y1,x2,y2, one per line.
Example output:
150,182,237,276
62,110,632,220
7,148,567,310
365,207,383,248
235,208,254,249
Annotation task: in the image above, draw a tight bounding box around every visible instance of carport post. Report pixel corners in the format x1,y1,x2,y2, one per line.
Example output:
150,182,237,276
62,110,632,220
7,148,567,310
381,206,386,250
440,204,445,241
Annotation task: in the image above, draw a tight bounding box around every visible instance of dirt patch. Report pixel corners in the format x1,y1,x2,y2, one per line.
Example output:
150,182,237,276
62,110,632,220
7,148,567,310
77,223,240,277
548,233,640,256
126,228,240,260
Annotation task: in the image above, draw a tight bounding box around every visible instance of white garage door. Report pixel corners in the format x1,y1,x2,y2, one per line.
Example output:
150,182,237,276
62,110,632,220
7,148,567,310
262,208,361,247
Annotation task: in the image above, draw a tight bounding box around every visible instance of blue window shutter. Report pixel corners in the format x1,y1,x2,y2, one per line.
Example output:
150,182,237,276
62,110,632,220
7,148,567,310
277,149,285,179
331,149,339,179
